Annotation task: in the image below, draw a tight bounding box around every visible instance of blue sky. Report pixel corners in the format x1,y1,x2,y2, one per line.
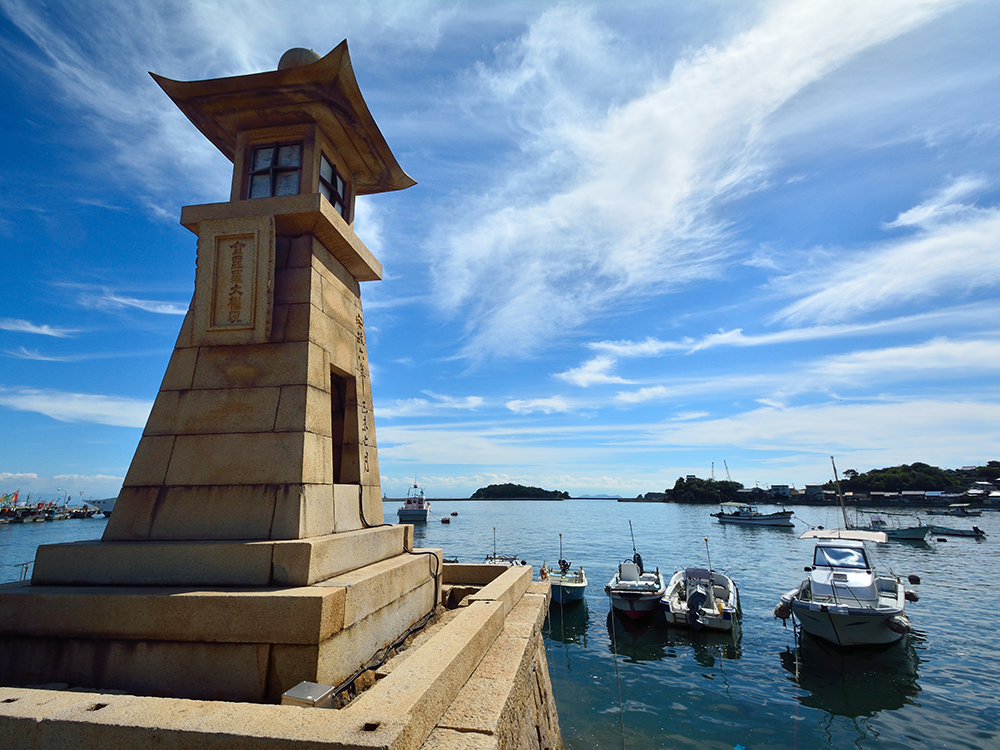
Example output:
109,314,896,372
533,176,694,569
2,0,1000,502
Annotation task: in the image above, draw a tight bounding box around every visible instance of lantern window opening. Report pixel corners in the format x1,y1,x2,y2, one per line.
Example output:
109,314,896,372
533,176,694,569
319,152,350,222
247,142,303,199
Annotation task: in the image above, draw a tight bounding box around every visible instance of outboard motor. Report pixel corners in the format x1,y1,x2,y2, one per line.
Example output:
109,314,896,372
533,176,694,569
632,552,644,575
558,558,571,575
686,587,707,629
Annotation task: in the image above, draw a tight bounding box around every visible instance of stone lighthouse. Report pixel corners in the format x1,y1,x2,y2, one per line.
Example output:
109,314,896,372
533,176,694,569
0,43,440,704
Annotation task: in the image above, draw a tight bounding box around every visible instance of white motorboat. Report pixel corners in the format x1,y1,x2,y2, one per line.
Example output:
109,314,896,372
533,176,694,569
712,502,794,527
661,567,740,631
606,557,665,620
606,522,666,620
540,534,587,605
396,481,430,522
775,534,912,647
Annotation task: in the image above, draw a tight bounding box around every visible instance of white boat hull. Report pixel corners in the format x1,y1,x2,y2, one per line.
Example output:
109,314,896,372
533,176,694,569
789,598,907,646
606,565,665,620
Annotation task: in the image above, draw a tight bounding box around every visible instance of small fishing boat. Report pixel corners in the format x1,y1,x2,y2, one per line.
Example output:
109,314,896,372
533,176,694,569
484,527,528,565
927,503,982,517
396,481,430,522
605,522,665,620
851,511,930,541
774,532,912,647
660,539,739,631
540,534,588,605
484,553,527,566
712,501,794,527
930,525,987,538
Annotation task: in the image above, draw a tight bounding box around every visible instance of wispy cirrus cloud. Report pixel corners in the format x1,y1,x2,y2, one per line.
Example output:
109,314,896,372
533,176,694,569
590,302,1000,358
0,318,80,337
774,184,1000,325
78,290,187,315
506,396,575,415
377,392,485,419
884,174,988,229
808,337,1000,380
432,1,951,359
0,387,151,428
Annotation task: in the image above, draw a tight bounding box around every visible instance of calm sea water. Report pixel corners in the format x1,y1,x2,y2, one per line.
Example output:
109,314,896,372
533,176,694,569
3,502,998,749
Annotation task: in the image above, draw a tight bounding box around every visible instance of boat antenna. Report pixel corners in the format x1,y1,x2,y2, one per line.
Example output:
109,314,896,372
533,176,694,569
704,537,713,572
830,456,849,529
559,532,563,560
493,527,497,558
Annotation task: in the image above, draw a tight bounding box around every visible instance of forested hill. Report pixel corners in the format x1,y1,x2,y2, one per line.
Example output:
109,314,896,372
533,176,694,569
667,477,743,504
470,484,570,500
832,462,966,492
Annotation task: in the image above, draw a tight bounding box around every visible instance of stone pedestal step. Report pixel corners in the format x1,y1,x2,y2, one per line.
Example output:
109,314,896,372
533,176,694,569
31,524,413,588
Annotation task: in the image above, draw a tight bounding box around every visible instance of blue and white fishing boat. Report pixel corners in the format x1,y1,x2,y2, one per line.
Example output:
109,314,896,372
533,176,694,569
540,534,587,605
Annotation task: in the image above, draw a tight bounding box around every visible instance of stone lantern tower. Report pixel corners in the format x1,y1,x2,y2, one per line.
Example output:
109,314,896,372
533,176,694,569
0,43,439,704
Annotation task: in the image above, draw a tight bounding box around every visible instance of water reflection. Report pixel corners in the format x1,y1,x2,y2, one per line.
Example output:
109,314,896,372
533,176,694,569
780,632,921,718
545,599,589,646
607,611,670,663
605,611,742,665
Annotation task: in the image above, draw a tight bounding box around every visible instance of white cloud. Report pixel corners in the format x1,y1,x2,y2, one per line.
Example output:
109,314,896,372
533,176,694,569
0,319,80,337
589,338,691,357
810,337,1000,380
377,392,484,419
555,356,632,387
615,386,670,405
775,204,1000,324
79,290,188,316
0,472,38,482
506,396,574,414
432,1,950,359
3,348,77,362
884,174,988,229
0,388,151,428
590,303,1000,357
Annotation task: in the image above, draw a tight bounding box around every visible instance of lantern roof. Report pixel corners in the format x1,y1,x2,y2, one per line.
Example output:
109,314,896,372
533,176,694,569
151,40,415,195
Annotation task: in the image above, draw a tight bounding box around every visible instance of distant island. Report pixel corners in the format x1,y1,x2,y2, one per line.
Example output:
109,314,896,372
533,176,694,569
471,483,569,500
621,461,999,505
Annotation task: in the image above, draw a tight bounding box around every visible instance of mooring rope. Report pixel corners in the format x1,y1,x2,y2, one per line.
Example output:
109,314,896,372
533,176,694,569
607,591,627,750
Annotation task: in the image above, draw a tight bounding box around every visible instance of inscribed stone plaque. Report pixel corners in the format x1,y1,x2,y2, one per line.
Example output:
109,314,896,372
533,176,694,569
192,215,275,345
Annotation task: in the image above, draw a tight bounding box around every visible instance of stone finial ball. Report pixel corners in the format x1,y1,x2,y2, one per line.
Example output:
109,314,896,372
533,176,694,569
278,48,321,70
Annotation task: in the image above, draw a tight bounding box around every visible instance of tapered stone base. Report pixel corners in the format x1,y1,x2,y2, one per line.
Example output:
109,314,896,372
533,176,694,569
0,548,441,703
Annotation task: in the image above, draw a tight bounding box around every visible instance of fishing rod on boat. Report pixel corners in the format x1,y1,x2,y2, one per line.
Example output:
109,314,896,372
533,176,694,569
628,519,643,574
704,537,713,573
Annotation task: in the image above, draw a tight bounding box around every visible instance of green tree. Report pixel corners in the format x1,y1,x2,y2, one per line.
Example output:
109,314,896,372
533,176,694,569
667,476,743,504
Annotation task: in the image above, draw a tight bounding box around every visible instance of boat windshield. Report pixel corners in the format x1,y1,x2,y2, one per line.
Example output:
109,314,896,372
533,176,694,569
813,546,868,569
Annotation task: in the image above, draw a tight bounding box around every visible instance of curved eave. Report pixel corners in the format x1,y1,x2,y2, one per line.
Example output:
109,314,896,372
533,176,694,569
150,40,416,195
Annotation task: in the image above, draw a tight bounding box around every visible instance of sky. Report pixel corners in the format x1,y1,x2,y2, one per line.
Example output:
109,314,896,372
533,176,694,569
2,0,999,502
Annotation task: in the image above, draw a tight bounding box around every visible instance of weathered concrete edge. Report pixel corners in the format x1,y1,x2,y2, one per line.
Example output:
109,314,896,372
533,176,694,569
0,598,505,749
